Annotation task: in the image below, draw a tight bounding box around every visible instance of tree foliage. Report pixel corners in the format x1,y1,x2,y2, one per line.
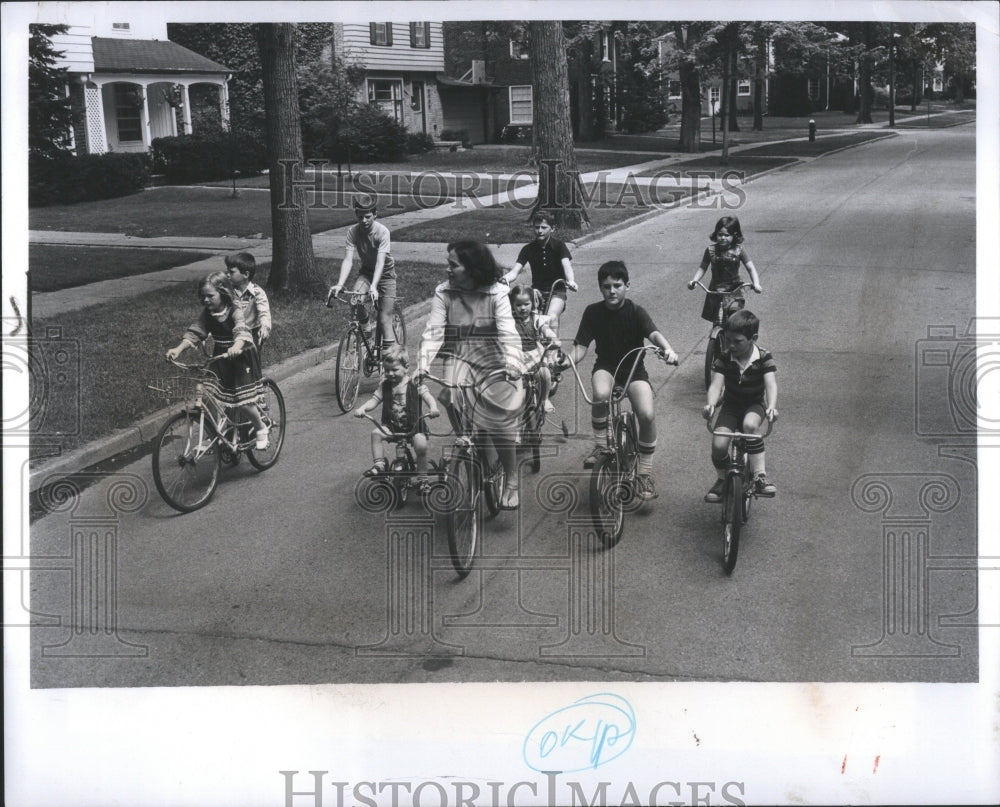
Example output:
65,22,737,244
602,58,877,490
29,24,74,158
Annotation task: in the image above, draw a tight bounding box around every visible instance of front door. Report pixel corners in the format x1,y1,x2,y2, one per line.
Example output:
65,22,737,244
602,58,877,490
411,81,426,134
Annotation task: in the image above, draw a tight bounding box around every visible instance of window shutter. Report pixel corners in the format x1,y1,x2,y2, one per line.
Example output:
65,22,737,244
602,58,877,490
423,22,430,48
410,23,416,48
385,23,393,46
370,22,377,45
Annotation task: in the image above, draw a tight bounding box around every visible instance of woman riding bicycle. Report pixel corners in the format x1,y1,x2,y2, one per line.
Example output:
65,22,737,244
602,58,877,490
417,240,524,510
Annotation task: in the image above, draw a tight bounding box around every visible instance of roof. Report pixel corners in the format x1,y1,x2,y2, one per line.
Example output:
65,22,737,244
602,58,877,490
91,37,232,74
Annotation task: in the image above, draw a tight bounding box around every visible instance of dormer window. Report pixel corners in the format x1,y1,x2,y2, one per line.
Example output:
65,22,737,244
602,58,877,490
112,22,130,30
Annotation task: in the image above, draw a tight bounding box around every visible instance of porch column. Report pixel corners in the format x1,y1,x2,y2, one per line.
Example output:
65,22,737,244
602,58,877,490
220,81,231,131
85,81,108,154
181,83,192,135
140,81,151,149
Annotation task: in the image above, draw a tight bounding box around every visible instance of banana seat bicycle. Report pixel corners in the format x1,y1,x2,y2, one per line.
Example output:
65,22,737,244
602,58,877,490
707,417,774,574
560,345,678,548
149,353,286,512
327,290,407,412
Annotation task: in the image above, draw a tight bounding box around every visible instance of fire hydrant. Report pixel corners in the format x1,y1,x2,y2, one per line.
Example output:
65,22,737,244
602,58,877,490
809,119,816,142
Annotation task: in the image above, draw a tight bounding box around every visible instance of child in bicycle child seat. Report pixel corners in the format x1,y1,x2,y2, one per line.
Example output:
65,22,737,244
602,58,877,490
687,215,762,323
417,239,524,510
509,285,558,414
568,261,679,501
503,210,578,334
326,195,398,348
353,348,440,490
165,271,269,450
702,309,778,502
226,252,271,350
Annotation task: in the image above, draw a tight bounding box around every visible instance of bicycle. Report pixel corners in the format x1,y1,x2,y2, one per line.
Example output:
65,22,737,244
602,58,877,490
707,416,774,574
560,345,678,548
327,290,407,412
149,353,286,512
538,278,572,398
689,279,753,389
421,368,515,578
358,410,439,506
518,342,563,474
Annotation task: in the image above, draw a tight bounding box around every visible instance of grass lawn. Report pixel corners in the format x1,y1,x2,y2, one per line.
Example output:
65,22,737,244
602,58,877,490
392,185,694,244
29,258,444,461
730,130,897,157
633,155,796,178
894,109,977,128
29,245,212,292
29,184,452,239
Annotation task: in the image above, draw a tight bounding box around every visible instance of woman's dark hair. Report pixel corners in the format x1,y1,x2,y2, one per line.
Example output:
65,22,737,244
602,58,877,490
447,239,502,287
709,215,745,245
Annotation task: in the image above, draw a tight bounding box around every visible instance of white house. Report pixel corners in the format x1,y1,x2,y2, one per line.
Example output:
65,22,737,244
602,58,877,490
48,16,231,155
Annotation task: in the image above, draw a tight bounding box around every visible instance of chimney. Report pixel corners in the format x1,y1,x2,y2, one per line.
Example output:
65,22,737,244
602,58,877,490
471,59,486,84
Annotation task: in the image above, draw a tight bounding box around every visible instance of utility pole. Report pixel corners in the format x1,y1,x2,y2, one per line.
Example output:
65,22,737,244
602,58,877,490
888,23,895,127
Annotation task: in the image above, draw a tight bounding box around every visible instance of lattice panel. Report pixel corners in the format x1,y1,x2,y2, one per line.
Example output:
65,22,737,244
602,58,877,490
84,85,106,153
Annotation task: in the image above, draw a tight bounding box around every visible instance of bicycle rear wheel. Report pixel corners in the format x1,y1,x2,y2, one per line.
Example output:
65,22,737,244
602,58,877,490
483,447,506,518
704,333,720,390
520,386,544,473
740,454,753,523
336,326,362,412
722,474,743,575
152,411,220,512
446,448,481,578
248,379,286,470
589,452,625,548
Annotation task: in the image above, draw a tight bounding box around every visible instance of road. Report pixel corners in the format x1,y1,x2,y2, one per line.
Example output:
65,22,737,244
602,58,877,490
26,124,978,687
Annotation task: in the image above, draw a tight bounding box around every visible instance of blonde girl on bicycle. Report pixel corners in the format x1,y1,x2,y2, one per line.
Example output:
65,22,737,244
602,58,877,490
166,271,269,450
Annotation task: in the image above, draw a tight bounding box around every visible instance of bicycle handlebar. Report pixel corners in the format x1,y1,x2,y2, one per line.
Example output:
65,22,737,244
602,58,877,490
359,410,436,440
556,344,677,406
707,418,775,439
689,280,754,295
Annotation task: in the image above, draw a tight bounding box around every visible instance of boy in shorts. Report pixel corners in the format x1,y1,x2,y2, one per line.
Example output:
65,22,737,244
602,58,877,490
703,309,778,501
568,260,678,500
326,195,398,348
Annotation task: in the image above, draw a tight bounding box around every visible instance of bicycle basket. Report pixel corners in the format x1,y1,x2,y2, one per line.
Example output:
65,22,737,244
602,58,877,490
146,375,202,402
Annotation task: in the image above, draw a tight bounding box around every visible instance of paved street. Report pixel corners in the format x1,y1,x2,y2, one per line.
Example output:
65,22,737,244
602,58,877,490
24,124,978,688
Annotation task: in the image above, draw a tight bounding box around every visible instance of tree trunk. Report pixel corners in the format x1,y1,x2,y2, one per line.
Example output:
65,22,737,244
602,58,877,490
678,55,701,152
575,37,595,141
720,41,730,164
855,22,874,124
528,21,589,231
752,35,765,131
256,23,320,293
727,46,740,133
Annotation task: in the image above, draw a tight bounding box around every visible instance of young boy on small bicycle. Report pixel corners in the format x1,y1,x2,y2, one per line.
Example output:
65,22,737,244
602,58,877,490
353,348,440,491
326,195,398,348
568,260,678,500
702,309,778,502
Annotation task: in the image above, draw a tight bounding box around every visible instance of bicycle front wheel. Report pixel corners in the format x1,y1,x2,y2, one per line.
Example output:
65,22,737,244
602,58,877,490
590,451,625,548
446,448,481,578
248,379,286,470
392,301,407,347
704,333,719,390
740,454,753,523
152,411,220,512
336,326,362,412
483,447,506,519
722,474,743,575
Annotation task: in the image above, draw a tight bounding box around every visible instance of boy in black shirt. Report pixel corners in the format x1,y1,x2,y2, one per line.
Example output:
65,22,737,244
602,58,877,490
569,261,678,499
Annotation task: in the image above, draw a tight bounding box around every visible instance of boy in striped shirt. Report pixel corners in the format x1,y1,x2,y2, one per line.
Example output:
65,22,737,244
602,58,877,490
703,309,779,501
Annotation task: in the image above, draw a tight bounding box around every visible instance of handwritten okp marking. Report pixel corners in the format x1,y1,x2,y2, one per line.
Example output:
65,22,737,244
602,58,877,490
522,693,636,773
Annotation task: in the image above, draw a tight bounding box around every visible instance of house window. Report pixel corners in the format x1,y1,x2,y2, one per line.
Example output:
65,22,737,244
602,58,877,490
667,80,682,99
369,22,393,46
737,79,751,96
709,86,720,113
932,75,943,92
368,79,403,121
509,85,532,123
510,38,528,59
114,85,143,142
807,78,820,101
409,22,430,49
112,22,130,30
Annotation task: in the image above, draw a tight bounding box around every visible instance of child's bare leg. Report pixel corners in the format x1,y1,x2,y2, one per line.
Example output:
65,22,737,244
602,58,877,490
240,404,266,433
371,428,388,462
538,365,552,410
628,381,657,476
412,433,429,475
547,296,566,335
743,410,766,476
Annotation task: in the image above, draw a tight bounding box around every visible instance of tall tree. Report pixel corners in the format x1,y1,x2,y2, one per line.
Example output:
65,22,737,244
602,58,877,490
29,24,73,158
527,21,589,231
672,23,707,152
255,23,320,293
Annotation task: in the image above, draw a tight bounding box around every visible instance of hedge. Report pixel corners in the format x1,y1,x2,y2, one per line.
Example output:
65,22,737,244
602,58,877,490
150,131,266,184
29,151,150,207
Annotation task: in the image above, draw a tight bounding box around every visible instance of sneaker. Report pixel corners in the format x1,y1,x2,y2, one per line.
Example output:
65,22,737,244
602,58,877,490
254,428,270,451
753,473,777,497
583,445,610,469
543,399,555,414
363,458,388,477
636,474,658,500
704,478,725,503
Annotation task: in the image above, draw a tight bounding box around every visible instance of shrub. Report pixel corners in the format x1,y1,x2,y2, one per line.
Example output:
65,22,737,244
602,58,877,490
406,132,436,154
150,130,266,184
440,128,473,148
500,123,532,143
338,104,409,162
29,150,150,207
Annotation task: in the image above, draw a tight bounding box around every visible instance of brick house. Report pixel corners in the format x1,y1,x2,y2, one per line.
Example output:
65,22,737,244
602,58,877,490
49,17,231,155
